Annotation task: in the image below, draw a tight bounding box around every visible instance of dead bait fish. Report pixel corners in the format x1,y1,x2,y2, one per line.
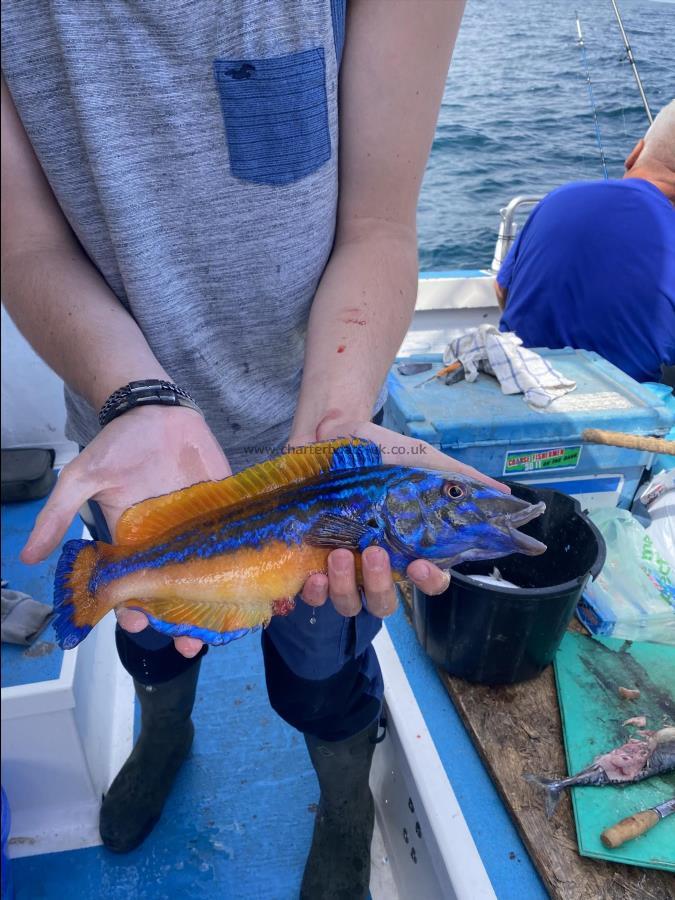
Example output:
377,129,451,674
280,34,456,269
525,726,675,817
53,438,546,649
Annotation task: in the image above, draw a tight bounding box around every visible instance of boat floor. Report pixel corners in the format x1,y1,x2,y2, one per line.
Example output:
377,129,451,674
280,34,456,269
2,497,545,899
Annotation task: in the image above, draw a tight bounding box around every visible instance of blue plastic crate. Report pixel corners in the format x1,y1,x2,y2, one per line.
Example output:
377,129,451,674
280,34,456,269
384,349,674,509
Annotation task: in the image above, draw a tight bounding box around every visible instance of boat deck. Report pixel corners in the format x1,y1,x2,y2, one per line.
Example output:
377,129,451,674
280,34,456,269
1,497,79,689
2,496,546,899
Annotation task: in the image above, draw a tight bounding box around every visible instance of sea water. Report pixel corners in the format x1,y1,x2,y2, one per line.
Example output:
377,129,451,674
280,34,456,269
419,0,675,270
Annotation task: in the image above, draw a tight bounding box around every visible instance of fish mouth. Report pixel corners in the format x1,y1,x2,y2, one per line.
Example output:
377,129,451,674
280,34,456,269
506,522,547,555
504,500,547,529
492,500,547,556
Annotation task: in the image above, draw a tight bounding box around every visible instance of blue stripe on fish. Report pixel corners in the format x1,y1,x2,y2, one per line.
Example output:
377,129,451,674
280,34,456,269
141,612,254,646
90,466,405,590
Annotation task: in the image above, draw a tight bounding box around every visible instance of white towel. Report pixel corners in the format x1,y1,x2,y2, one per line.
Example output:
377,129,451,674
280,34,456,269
443,325,576,409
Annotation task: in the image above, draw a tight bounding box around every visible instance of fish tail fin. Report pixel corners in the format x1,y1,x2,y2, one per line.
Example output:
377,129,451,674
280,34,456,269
523,773,564,818
53,538,116,650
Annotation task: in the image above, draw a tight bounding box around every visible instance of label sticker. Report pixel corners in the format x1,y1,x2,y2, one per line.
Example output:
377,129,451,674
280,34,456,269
504,445,582,475
546,391,633,413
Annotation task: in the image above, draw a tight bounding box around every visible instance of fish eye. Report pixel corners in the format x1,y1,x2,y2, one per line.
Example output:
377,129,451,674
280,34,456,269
443,481,465,501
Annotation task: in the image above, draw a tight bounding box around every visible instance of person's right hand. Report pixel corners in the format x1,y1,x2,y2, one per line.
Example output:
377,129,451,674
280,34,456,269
20,405,232,658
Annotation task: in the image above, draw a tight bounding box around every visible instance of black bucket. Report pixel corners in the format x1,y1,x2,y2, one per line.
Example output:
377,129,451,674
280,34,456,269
412,484,606,684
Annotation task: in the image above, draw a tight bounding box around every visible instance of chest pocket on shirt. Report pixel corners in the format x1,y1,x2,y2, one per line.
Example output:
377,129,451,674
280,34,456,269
213,48,331,186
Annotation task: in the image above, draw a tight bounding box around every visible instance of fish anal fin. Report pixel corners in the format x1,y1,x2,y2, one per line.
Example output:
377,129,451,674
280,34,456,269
115,438,380,546
121,596,273,636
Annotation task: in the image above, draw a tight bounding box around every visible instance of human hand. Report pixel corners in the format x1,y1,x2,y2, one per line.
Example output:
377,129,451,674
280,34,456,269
291,419,509,620
21,406,231,658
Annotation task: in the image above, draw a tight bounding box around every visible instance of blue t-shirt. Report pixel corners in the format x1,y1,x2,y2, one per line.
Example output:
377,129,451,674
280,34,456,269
498,178,675,383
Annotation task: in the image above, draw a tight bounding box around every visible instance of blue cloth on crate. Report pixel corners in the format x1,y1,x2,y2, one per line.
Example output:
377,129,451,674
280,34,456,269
498,179,675,383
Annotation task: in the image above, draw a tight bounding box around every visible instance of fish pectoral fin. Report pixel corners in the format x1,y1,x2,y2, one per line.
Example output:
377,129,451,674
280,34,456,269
121,597,273,634
305,513,371,549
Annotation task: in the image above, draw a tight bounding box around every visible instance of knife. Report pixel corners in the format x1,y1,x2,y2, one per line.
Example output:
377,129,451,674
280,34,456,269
414,361,464,388
601,796,675,849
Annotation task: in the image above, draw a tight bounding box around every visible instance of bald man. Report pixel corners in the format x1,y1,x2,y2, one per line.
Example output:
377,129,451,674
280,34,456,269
496,100,675,385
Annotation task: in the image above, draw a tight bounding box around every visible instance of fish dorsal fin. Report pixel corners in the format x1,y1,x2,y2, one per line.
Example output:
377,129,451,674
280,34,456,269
114,437,381,546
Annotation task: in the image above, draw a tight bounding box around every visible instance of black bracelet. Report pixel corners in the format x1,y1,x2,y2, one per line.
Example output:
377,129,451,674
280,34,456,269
98,380,202,428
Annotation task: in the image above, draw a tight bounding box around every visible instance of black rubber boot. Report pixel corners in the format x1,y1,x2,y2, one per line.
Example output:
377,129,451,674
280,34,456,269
99,659,201,853
300,720,379,900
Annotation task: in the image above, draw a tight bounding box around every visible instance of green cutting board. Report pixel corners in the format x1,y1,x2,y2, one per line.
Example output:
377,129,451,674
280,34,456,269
553,633,675,871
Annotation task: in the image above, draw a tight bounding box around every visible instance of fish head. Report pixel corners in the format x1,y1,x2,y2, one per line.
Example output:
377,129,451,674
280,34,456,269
382,470,547,565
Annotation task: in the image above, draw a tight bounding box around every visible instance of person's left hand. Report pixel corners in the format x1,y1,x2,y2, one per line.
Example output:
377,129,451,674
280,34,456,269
290,420,509,620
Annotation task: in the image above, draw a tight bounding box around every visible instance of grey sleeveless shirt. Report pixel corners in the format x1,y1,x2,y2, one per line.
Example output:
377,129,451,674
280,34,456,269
2,1,346,469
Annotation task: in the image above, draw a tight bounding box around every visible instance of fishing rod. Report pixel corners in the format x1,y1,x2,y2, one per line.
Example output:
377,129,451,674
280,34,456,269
610,0,653,125
575,11,609,180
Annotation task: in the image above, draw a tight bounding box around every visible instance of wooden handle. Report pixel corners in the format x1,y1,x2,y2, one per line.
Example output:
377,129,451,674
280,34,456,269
583,428,675,456
437,362,462,379
600,809,661,848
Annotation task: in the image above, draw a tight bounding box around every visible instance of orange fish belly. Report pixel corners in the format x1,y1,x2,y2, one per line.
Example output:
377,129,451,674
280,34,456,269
101,540,333,631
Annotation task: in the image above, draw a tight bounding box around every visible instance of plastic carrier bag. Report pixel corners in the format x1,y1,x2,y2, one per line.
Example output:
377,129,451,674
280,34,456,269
577,508,674,646
632,470,675,567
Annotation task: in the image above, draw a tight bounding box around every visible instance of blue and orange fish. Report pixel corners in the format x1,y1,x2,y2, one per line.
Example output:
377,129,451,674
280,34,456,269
53,439,546,649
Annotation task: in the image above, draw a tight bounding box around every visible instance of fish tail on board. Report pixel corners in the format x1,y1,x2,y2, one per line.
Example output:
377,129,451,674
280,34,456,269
53,537,123,649
523,773,565,818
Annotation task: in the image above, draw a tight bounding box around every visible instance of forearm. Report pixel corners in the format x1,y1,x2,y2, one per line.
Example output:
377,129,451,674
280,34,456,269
2,245,170,409
292,0,463,440
292,220,418,437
